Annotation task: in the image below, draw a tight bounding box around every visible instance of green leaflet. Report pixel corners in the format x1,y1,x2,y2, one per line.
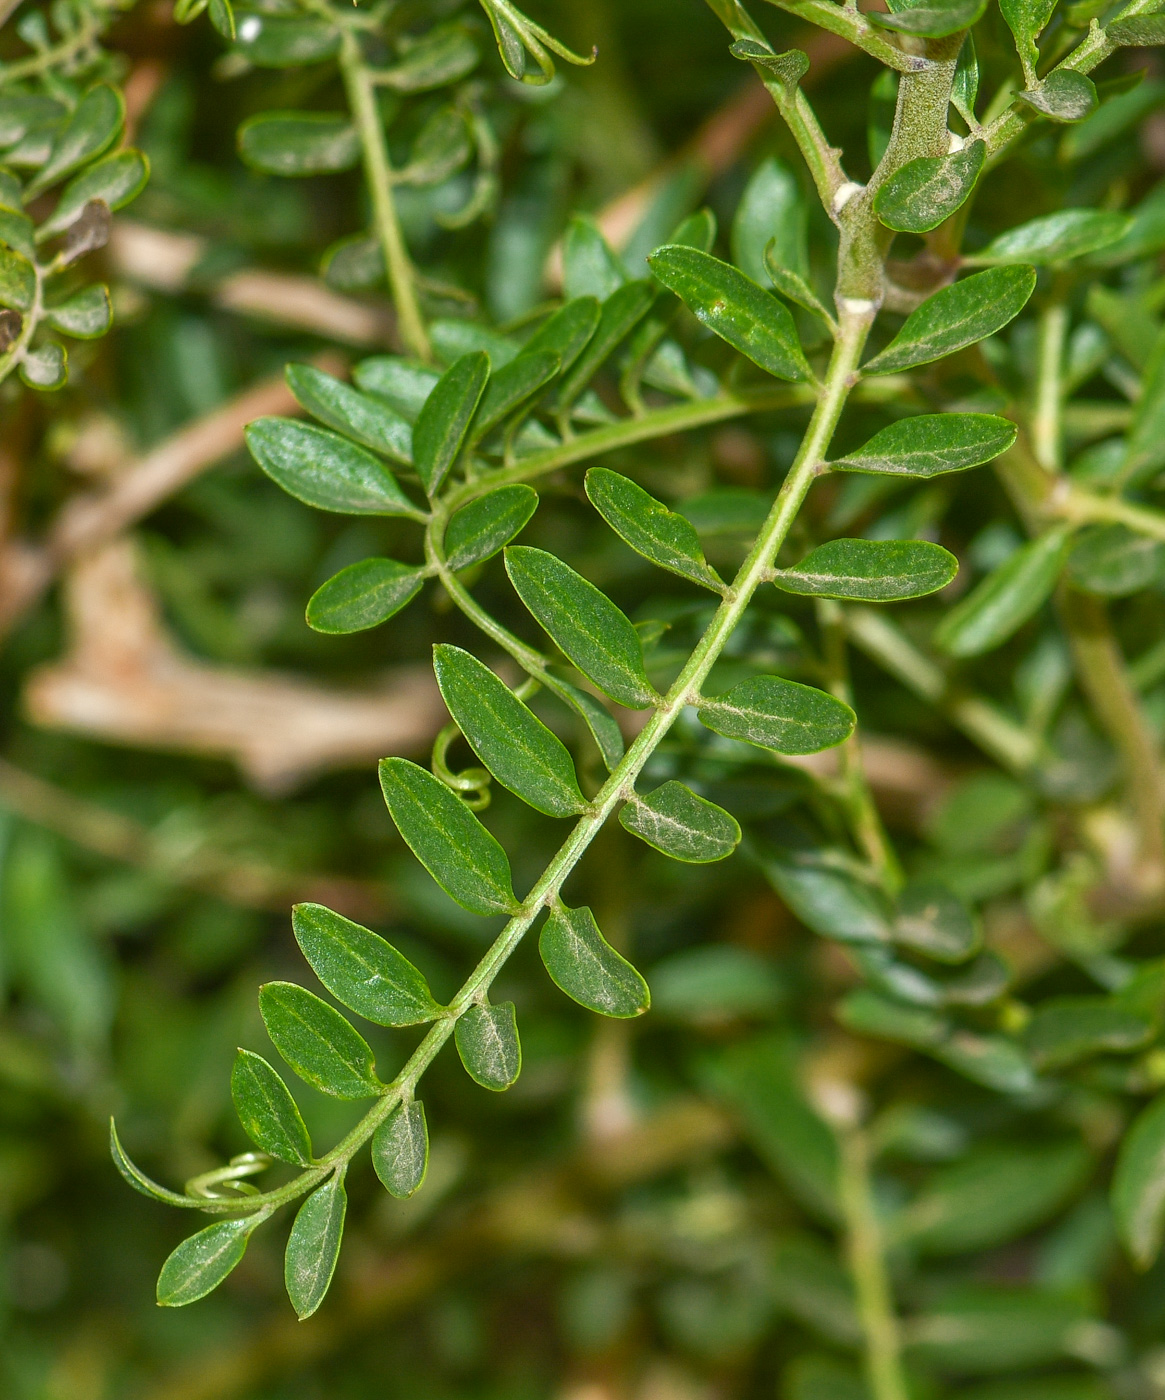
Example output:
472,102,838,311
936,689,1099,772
376,23,479,92
1069,525,1164,596
1109,14,1165,44
874,141,984,234
292,902,443,1026
868,0,986,36
731,156,808,286
648,245,811,383
110,1120,207,1208
620,781,741,863
837,988,949,1049
0,247,34,311
231,1048,313,1165
285,364,413,463
772,538,958,602
444,485,539,571
999,0,1056,77
0,206,34,258
432,645,587,818
455,1001,522,1090
19,341,66,391
398,106,471,187
285,1173,346,1319
246,418,420,517
555,280,656,412
372,1101,429,1198
966,210,1132,266
585,468,724,591
1017,70,1098,123
472,350,560,440
352,357,440,422
44,284,112,339
760,853,893,943
763,243,835,328
697,675,855,755
1113,1094,1165,1267
521,296,602,375
412,351,490,496
831,413,1016,477
430,320,519,369
934,527,1071,657
157,1217,260,1308
237,111,359,175
378,757,518,915
563,215,626,301
36,148,149,238
539,904,650,1017
25,83,123,199
862,266,1037,375
231,12,340,66
505,546,657,708
551,674,624,770
306,558,424,634
259,981,383,1098
894,882,980,963
1024,997,1153,1070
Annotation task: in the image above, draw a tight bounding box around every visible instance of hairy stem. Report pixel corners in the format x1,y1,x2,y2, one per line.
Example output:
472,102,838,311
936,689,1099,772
339,31,432,363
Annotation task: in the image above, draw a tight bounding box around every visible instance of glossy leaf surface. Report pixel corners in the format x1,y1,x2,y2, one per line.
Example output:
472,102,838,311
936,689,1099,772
772,538,957,602
444,485,538,571
246,418,418,516
306,559,424,634
833,414,1016,477
539,904,650,1017
874,141,984,234
258,981,382,1098
455,1002,521,1090
231,1048,313,1164
620,781,741,863
697,676,855,755
285,364,413,463
372,1101,429,1198
413,352,490,496
157,1218,257,1308
585,468,723,590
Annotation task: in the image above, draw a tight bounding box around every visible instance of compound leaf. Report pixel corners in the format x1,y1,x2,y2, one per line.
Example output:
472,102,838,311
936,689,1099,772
505,546,657,708
648,245,811,382
433,645,586,818
539,904,650,1017
372,1101,429,1198
412,351,490,495
306,558,424,634
863,266,1036,375
935,527,1070,657
378,757,517,915
258,981,382,1098
697,675,855,755
292,902,442,1026
455,1002,521,1090
231,1048,313,1165
585,468,723,591
832,413,1016,477
285,1174,346,1319
246,418,419,517
444,485,538,571
620,781,741,863
772,538,958,601
157,1217,258,1308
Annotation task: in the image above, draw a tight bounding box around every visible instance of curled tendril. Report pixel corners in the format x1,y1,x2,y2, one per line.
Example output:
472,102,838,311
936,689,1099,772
185,1152,271,1200
478,0,596,86
432,722,492,810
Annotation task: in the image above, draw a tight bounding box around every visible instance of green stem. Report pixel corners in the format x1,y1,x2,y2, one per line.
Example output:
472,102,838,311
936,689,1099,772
338,30,432,363
838,1126,910,1400
1032,302,1068,474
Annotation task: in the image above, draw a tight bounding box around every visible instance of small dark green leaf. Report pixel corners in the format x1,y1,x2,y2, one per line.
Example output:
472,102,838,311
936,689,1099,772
352,357,439,422
455,1002,521,1090
585,468,723,590
838,989,948,1051
563,215,626,301
551,674,624,770
1025,996,1153,1070
231,1049,313,1165
292,902,442,1026
1069,525,1164,596
935,527,1070,657
259,981,382,1099
648,245,811,382
286,365,412,464
1109,14,1165,44
0,247,35,311
285,1174,346,1319
157,1217,259,1307
19,341,66,390
1113,1094,1165,1267
732,156,808,286
522,296,601,375
378,757,517,915
473,350,560,439
413,352,490,496
305,558,423,634
0,94,63,148
761,853,893,943
697,676,855,755
245,418,419,517
237,111,358,176
555,280,656,411
1017,70,1098,122
772,538,958,602
874,141,984,234
377,24,479,92
444,485,538,571
232,12,340,66
863,266,1037,375
44,283,111,338
433,645,586,818
505,546,657,708
968,209,1131,265
539,904,650,1017
869,0,987,37
832,413,1016,477
894,882,980,963
620,781,741,863
36,149,148,238
25,84,123,199
372,1101,429,1198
